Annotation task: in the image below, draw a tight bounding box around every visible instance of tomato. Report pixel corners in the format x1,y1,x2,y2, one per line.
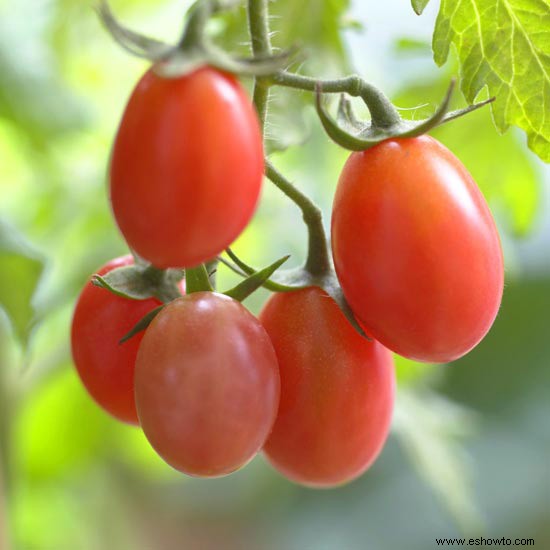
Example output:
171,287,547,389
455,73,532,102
134,292,280,477
110,66,264,269
259,287,395,488
71,256,170,424
331,136,504,363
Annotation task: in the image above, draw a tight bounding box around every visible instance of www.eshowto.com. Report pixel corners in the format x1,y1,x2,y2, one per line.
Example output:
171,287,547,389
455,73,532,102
435,537,535,547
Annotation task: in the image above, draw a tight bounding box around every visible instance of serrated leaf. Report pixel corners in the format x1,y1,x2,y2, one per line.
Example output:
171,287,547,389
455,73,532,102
432,0,550,162
0,220,44,345
411,0,431,15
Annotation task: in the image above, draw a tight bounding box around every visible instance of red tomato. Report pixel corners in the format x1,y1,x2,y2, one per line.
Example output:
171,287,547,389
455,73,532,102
331,136,504,363
134,293,280,477
260,287,395,488
110,66,264,269
71,256,171,424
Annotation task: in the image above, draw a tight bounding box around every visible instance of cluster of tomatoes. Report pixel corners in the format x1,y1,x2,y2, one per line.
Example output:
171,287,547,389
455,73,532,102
71,65,504,488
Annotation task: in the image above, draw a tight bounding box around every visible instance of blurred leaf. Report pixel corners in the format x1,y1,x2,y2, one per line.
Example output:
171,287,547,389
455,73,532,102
0,219,44,345
15,368,112,480
214,0,351,152
432,0,550,162
411,0,431,15
441,278,550,415
393,388,482,534
215,0,350,66
394,354,437,385
394,37,431,54
395,78,540,236
0,12,88,144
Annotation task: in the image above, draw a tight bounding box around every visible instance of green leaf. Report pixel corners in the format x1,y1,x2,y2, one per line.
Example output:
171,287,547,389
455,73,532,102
0,219,44,345
411,0,431,16
432,0,550,162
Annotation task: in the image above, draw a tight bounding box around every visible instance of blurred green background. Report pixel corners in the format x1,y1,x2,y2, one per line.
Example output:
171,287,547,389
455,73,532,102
1,0,549,548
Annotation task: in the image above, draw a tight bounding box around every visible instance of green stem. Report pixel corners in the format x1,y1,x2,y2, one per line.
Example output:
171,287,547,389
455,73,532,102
247,0,272,134
270,72,401,129
185,264,214,294
178,0,212,50
247,0,331,277
247,0,271,56
265,162,331,276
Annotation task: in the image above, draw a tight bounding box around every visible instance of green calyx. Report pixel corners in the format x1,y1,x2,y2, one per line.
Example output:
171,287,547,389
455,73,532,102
116,256,290,345
223,255,290,301
222,249,366,338
315,79,495,152
93,263,183,303
97,0,290,79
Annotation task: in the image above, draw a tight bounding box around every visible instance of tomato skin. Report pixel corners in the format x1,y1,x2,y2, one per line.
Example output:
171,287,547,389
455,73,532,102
71,256,164,425
331,136,504,363
259,287,395,488
134,293,280,477
110,66,264,269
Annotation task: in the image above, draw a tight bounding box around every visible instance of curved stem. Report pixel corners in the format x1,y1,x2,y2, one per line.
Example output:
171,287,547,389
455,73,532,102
247,0,331,277
178,0,212,50
265,162,331,276
270,72,401,128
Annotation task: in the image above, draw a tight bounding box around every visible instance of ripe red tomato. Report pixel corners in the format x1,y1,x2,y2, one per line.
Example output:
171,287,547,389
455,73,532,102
331,136,504,363
71,256,170,424
110,66,264,269
259,287,395,488
134,292,280,477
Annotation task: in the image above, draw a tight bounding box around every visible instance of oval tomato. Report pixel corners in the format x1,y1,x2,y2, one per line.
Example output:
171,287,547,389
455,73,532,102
331,136,504,363
71,256,170,424
110,66,264,269
135,293,280,477
260,287,395,488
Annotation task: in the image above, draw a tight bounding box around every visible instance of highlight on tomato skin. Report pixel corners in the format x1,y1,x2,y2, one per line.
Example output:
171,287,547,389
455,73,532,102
259,287,395,488
331,136,504,364
109,66,264,270
70,255,166,425
134,292,280,478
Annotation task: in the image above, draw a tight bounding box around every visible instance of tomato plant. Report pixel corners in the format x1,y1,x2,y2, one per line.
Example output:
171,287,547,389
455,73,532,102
71,256,166,424
110,66,264,269
260,287,395,487
134,292,280,477
331,136,504,363
61,0,518,489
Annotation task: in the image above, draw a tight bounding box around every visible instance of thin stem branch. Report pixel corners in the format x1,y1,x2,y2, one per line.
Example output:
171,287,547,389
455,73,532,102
265,162,331,276
269,71,401,128
247,0,331,277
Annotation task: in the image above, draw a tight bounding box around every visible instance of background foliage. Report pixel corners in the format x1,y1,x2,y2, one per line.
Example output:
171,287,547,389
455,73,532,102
0,0,549,548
